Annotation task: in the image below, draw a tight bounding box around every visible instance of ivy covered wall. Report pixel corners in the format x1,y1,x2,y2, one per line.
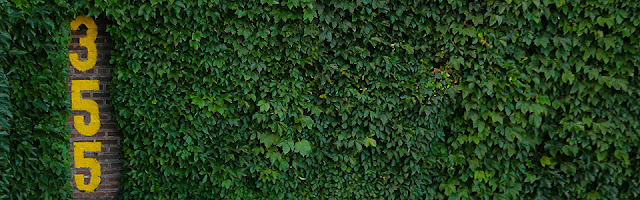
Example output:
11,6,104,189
89,0,639,199
0,0,639,199
97,0,456,199
0,1,83,199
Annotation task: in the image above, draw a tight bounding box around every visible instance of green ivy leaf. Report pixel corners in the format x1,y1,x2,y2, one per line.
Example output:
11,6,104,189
364,138,376,147
294,140,312,157
221,180,232,189
281,140,294,154
257,100,271,112
259,134,280,148
540,156,552,167
303,9,317,22
524,174,537,183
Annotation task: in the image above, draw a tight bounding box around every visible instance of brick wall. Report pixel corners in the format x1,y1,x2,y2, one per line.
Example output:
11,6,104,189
68,17,122,199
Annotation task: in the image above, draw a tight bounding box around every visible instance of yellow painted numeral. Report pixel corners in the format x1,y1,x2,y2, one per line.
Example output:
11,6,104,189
72,80,100,136
69,16,98,71
74,142,102,192
70,16,102,193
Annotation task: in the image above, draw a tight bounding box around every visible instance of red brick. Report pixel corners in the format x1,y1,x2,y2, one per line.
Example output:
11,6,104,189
102,176,121,182
98,183,120,189
99,154,121,160
108,146,121,153
109,162,123,168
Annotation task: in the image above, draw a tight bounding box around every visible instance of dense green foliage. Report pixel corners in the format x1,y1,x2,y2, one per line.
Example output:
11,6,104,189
447,1,640,199
87,0,640,199
1,0,639,199
0,69,11,199
0,1,77,199
95,0,455,199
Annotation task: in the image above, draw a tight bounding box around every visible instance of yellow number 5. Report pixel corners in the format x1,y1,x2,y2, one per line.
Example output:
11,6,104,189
69,16,98,71
72,80,100,136
74,142,101,191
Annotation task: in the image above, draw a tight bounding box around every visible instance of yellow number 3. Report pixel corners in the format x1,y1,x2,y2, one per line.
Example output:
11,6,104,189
74,142,101,191
69,16,98,71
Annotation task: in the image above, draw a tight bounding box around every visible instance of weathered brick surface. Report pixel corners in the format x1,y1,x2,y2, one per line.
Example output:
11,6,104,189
68,18,121,199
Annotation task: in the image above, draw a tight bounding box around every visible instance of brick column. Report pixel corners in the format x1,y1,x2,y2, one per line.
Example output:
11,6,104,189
68,17,122,199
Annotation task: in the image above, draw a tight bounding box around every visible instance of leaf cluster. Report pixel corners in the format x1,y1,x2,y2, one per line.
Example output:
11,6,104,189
91,0,640,199
448,1,640,199
0,1,80,199
93,0,456,199
2,0,639,199
0,68,11,199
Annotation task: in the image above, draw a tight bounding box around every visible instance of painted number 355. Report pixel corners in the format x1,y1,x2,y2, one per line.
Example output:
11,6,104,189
70,16,102,192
